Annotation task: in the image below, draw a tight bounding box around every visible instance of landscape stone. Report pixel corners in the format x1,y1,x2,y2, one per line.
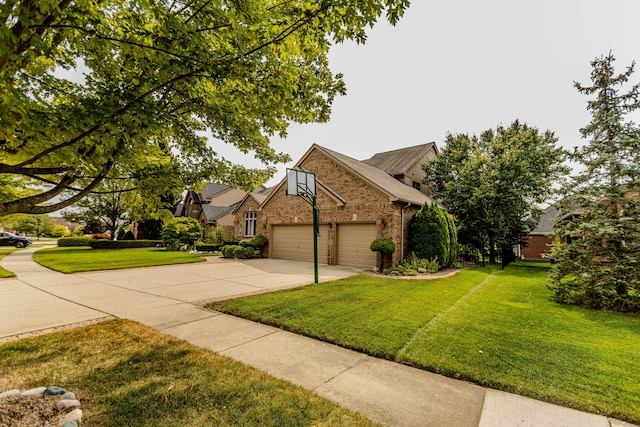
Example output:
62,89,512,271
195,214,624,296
418,268,427,273
61,391,76,400
44,386,67,395
56,399,82,412
59,408,83,425
0,389,20,398
60,421,78,427
21,386,46,396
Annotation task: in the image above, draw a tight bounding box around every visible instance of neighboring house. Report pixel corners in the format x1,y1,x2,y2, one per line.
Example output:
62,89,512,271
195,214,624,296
519,205,559,260
232,143,439,269
177,183,267,237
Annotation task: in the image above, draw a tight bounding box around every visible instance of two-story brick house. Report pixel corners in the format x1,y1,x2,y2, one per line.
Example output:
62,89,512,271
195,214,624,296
232,143,439,269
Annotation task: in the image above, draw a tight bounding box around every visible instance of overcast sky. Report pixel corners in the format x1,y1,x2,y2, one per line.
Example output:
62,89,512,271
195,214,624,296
215,0,640,187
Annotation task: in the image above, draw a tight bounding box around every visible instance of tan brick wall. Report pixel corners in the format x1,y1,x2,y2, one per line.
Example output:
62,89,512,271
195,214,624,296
233,148,423,266
234,196,262,240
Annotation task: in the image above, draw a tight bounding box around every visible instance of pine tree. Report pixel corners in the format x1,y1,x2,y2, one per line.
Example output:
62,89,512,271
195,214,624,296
549,53,640,312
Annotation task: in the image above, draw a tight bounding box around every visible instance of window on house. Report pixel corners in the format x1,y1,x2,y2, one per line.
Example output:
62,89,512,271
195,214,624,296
244,211,257,237
412,181,421,190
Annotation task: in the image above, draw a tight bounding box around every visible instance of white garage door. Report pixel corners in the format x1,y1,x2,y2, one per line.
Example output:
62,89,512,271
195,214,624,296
271,225,328,263
337,223,378,268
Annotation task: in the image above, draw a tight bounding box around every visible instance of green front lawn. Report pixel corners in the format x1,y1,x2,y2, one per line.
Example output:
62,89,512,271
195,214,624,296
0,248,17,278
33,247,206,273
208,263,640,423
0,320,377,426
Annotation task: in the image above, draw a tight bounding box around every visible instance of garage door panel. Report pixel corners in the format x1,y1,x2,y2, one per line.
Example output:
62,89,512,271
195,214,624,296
272,225,328,263
337,223,377,268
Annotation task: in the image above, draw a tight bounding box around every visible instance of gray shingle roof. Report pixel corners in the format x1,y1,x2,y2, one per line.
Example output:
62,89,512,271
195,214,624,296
316,145,436,206
530,205,559,234
201,183,230,201
201,205,235,222
362,143,435,175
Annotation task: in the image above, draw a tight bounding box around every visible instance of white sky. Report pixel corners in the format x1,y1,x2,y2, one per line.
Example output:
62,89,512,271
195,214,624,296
213,0,640,188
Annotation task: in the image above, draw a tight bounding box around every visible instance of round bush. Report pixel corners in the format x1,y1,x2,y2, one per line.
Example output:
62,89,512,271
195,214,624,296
161,217,202,250
249,234,267,248
370,237,396,254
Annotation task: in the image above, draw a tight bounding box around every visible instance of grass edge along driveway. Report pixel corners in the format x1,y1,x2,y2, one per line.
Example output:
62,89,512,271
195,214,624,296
208,264,640,424
0,319,378,426
0,248,17,278
32,247,206,273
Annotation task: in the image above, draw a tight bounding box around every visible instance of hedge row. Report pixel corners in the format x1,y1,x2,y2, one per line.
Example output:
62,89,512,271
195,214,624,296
195,243,224,252
58,237,93,247
88,240,163,249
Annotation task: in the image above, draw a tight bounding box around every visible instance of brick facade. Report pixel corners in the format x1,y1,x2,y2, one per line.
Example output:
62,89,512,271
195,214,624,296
234,148,422,266
520,235,554,260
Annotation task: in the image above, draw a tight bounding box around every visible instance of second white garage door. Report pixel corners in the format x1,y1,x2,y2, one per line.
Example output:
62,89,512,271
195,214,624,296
271,225,329,263
336,223,378,268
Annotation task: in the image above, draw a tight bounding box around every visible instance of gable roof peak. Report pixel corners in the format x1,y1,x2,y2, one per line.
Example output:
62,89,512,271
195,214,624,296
363,142,436,176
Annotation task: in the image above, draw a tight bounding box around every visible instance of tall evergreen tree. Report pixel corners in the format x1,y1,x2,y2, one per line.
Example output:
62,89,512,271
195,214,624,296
549,53,640,312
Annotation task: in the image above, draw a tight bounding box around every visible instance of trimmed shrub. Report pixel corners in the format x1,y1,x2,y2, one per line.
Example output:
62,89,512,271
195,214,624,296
48,225,70,237
89,240,162,249
115,229,126,240
222,245,241,258
58,237,92,247
234,246,248,259
238,239,252,247
249,234,267,248
92,233,110,240
408,202,458,269
245,246,255,258
161,217,202,251
370,237,396,272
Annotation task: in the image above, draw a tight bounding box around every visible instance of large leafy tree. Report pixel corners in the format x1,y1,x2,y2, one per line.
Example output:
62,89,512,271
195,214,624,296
0,0,409,215
423,121,566,264
548,53,640,312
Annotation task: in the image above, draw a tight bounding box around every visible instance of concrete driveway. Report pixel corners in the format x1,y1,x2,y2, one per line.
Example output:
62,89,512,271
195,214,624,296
0,247,359,340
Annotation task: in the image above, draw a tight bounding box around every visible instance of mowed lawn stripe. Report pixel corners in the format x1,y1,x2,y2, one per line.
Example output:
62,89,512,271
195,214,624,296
396,271,496,360
397,265,640,421
209,270,489,359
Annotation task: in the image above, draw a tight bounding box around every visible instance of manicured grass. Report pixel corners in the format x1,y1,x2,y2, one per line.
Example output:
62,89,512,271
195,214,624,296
208,264,640,423
33,247,206,273
0,248,17,278
0,319,377,426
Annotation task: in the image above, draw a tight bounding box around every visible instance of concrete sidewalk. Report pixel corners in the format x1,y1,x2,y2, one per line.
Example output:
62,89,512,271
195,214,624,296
0,247,635,427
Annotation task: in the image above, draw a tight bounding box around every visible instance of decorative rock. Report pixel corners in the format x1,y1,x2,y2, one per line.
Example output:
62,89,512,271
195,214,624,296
61,391,76,400
56,399,82,412
0,389,20,398
417,268,427,274
21,386,46,396
60,421,78,427
44,386,67,395
59,409,83,426
390,270,402,276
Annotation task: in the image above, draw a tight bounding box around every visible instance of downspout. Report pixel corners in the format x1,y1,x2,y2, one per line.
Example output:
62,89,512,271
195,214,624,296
401,202,411,260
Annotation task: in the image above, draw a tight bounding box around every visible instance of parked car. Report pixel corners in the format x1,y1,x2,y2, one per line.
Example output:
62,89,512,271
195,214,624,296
0,232,33,248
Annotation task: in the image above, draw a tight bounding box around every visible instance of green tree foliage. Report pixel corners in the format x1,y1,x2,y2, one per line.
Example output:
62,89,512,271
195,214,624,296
549,53,640,312
63,185,136,239
423,121,567,264
408,202,457,268
0,0,409,215
13,214,55,236
161,217,202,250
